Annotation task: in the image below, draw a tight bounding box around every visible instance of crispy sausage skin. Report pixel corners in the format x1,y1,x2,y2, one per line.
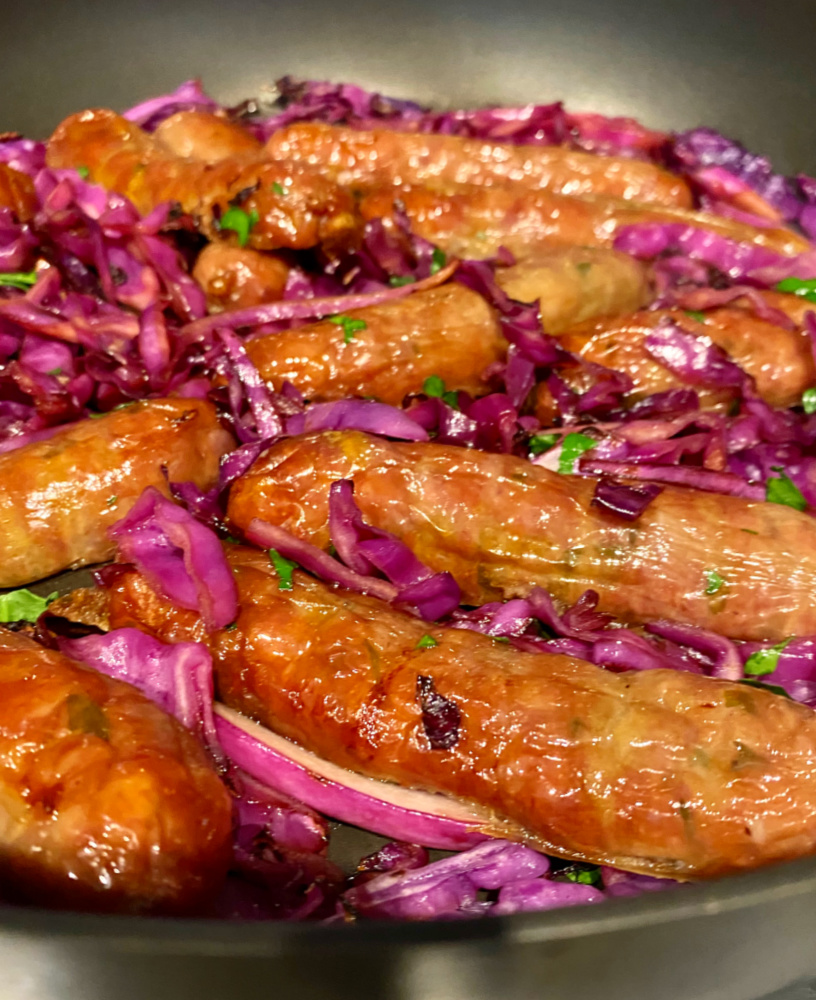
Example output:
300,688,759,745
153,110,263,162
0,398,233,588
559,307,816,409
46,110,359,252
245,284,505,404
102,548,816,880
0,629,232,913
359,185,810,261
0,164,37,222
192,243,291,313
228,431,816,642
265,122,693,208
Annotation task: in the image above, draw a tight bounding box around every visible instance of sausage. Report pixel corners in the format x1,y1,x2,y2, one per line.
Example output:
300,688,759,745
265,122,694,208
154,110,263,162
359,184,810,261
227,430,816,642
192,243,291,313
0,628,232,913
100,547,816,880
0,398,233,588
0,163,37,221
558,306,816,409
495,246,651,333
244,283,505,404
46,110,359,252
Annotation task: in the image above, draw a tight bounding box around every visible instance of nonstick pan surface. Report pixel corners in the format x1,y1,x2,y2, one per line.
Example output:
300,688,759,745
2,1,816,998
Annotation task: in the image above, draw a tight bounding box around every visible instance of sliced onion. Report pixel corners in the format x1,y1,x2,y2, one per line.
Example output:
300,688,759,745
214,704,493,850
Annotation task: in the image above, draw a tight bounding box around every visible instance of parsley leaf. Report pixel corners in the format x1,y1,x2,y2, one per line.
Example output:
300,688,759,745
704,569,725,595
0,270,38,291
220,206,260,247
271,181,288,197
0,588,57,623
47,367,63,377
739,678,792,699
389,275,415,287
422,375,446,398
684,310,707,323
328,314,367,344
558,433,597,475
430,248,447,275
529,433,559,456
744,637,793,677
268,549,297,590
76,165,90,180
766,469,807,511
416,634,439,649
775,277,816,304
803,388,816,415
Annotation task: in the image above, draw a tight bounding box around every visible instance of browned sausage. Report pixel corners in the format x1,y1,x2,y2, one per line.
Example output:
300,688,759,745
46,110,359,252
0,398,234,588
558,306,816,409
101,547,816,880
244,283,505,404
227,431,816,642
359,185,809,260
265,122,693,208
0,163,37,221
0,628,232,913
192,243,291,313
154,110,263,162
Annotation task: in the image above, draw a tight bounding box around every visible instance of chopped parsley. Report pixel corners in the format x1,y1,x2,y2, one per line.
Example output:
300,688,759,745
389,275,416,287
744,637,793,677
328,314,367,344
422,375,459,409
561,866,602,886
704,569,725,595
268,549,297,590
528,433,559,456
47,367,63,377
106,495,118,507
575,261,593,275
766,469,807,512
803,388,816,415
224,622,238,631
775,277,816,304
492,636,511,644
220,206,260,247
416,634,439,649
684,310,707,323
0,588,57,623
0,270,38,291
76,165,90,180
558,432,597,475
739,678,792,699
271,181,288,197
430,248,447,275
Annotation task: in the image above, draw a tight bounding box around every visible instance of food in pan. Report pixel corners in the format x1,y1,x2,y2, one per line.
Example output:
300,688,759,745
1,74,816,920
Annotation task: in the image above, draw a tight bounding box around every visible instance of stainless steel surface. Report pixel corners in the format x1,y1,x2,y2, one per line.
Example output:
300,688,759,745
2,1,816,997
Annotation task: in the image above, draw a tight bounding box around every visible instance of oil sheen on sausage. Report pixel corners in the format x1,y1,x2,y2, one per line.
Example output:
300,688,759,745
227,430,816,642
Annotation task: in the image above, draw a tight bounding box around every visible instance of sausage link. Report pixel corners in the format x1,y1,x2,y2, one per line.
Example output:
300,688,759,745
0,629,232,913
227,431,816,642
265,122,693,208
192,243,291,313
154,110,263,162
46,110,359,252
102,548,816,880
0,398,233,587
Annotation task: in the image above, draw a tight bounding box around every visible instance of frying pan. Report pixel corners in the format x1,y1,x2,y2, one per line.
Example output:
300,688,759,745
2,1,816,997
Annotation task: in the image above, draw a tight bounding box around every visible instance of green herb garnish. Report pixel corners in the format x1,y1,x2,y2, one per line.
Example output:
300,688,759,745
328,314,368,344
684,310,707,323
106,496,118,507
775,277,816,304
766,469,807,512
416,634,439,649
220,206,260,247
744,637,793,677
739,678,792,699
271,181,288,197
76,165,90,180
224,622,238,631
803,388,816,415
558,432,597,475
430,248,447,275
492,636,511,644
389,275,415,287
561,866,602,886
422,375,446,397
0,270,38,291
0,588,57,623
528,433,559,456
268,549,297,590
575,261,592,275
704,569,725,595
47,367,63,377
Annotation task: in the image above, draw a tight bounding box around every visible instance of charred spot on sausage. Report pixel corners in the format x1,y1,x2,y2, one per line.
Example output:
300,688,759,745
416,674,461,750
